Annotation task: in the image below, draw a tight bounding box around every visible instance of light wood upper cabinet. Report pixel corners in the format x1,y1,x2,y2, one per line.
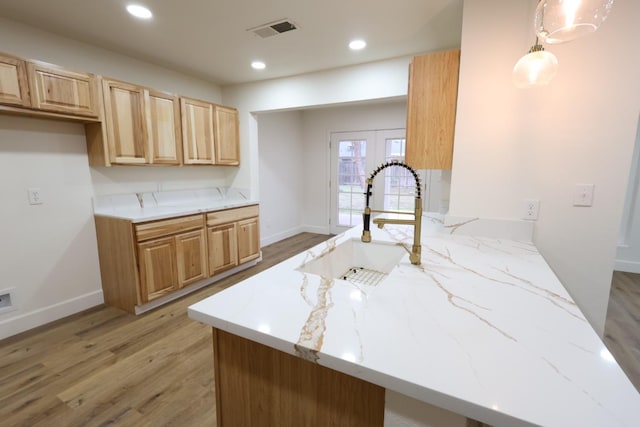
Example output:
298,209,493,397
181,97,215,164
214,105,240,165
0,53,31,107
103,79,148,164
100,79,182,166
405,49,460,170
146,89,182,165
27,60,100,117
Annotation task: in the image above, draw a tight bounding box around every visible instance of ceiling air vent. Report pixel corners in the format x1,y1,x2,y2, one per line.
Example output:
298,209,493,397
248,19,298,38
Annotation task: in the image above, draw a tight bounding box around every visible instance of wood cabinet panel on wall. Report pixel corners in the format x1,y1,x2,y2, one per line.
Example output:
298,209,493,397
0,53,31,107
181,97,215,164
214,105,240,165
405,49,460,170
27,60,100,117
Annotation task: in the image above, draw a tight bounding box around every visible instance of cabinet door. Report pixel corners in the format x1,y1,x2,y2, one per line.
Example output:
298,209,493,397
214,105,240,165
103,79,148,164
27,61,99,117
176,229,207,287
146,89,182,165
181,97,215,164
138,236,178,303
208,223,238,276
405,49,460,170
237,217,260,264
0,54,30,107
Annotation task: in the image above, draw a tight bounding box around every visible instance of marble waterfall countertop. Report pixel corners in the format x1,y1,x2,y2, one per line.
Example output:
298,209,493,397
92,188,257,222
188,214,640,427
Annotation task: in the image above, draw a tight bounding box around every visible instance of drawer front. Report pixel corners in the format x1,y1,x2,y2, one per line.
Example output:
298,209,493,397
135,214,204,242
206,205,259,227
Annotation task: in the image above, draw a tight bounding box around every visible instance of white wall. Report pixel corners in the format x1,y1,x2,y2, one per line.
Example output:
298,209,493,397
221,56,414,197
300,102,409,232
255,101,410,243
616,119,640,273
0,116,102,339
257,111,305,245
450,0,640,335
0,19,226,338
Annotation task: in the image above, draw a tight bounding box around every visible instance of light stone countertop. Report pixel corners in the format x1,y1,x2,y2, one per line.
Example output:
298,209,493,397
188,213,640,427
92,188,258,222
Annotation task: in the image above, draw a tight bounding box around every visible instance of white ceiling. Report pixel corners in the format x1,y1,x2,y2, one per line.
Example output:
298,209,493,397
0,0,463,86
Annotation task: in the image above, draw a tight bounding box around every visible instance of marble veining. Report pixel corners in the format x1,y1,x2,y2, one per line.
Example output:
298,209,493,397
93,187,257,222
188,213,640,427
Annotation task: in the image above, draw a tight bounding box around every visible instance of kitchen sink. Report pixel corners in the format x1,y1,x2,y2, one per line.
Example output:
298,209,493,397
297,238,406,285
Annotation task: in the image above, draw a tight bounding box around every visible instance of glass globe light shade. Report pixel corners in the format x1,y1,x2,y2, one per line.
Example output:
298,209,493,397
535,0,615,44
513,45,559,88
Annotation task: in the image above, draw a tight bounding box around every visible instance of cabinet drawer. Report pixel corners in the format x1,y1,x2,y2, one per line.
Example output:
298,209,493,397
206,205,259,227
135,214,204,242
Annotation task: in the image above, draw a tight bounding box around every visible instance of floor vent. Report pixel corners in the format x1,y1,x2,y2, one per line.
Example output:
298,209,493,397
248,19,298,38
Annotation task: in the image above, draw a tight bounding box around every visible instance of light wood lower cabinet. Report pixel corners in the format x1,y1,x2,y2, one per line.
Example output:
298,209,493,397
208,223,238,276
207,205,260,276
176,229,208,287
95,205,260,313
237,216,260,264
138,236,179,303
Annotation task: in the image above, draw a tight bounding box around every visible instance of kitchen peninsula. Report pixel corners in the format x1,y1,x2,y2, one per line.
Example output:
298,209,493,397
188,214,640,426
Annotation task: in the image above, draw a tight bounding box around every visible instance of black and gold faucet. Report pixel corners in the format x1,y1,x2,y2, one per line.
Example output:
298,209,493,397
361,160,422,265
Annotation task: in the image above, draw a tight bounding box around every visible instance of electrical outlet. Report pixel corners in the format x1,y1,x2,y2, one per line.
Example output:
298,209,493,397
28,188,43,205
522,199,540,220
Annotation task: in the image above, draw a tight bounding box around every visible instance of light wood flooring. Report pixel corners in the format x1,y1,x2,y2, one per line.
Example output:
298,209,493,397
1,234,639,426
0,232,331,427
604,271,640,392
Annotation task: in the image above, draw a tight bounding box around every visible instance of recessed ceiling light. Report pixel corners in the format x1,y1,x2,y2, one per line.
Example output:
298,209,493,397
349,39,367,50
251,61,266,70
126,4,153,19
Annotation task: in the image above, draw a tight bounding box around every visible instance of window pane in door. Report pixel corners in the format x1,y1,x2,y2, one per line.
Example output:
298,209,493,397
338,140,367,227
382,138,414,212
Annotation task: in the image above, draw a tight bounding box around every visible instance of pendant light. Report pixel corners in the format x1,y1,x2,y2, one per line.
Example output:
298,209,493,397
513,38,559,88
535,0,615,44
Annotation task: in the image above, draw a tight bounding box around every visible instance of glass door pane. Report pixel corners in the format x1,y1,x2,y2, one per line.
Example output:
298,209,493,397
337,139,367,227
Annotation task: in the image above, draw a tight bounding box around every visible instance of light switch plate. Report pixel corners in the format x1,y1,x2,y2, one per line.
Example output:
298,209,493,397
574,184,595,207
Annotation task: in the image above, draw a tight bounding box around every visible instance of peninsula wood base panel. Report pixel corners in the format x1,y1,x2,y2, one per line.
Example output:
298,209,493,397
212,328,385,427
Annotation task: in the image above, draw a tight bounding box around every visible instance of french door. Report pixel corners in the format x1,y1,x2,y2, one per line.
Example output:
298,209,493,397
329,129,410,234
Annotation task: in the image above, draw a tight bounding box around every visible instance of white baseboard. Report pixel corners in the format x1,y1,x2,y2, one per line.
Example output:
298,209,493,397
261,225,331,247
443,215,535,242
261,226,305,246
301,225,331,235
0,290,104,341
614,259,640,274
